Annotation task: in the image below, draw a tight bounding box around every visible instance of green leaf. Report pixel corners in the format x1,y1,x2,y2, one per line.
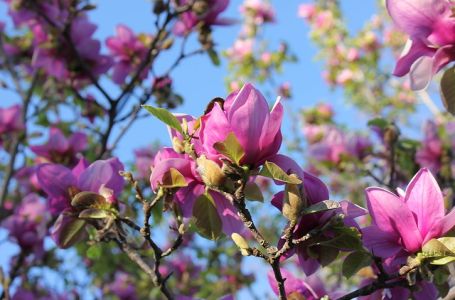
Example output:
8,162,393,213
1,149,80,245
301,200,340,215
86,244,102,260
422,239,455,258
430,256,455,265
160,168,188,188
318,227,363,251
342,251,372,279
318,246,339,267
244,182,264,202
142,105,183,134
213,132,245,165
367,118,389,129
441,66,455,115
78,208,111,219
259,161,302,184
59,218,87,249
192,193,222,240
207,48,220,66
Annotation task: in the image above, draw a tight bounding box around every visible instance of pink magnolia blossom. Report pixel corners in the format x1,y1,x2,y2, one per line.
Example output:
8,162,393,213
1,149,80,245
32,18,112,83
362,168,455,269
386,0,455,90
37,157,124,248
30,127,87,165
240,0,276,25
415,121,443,173
298,4,316,20
358,277,437,300
150,147,243,235
1,193,51,254
173,0,233,36
199,83,283,168
268,269,344,299
134,146,156,179
106,25,149,85
0,104,23,137
225,39,254,62
270,154,366,275
106,272,138,300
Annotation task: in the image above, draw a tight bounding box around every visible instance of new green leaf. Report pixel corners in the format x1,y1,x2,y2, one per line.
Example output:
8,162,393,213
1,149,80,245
192,193,222,240
259,161,302,184
142,105,183,134
213,132,245,165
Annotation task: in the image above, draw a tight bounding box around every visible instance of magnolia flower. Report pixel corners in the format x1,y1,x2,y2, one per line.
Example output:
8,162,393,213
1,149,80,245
268,269,338,299
270,154,366,275
358,277,437,300
199,83,283,168
30,127,87,165
415,121,443,174
386,0,455,90
362,168,455,268
1,193,51,255
150,147,243,235
240,0,276,25
134,147,156,179
0,104,23,134
106,25,149,84
173,0,233,36
37,157,124,248
106,272,138,300
32,18,112,83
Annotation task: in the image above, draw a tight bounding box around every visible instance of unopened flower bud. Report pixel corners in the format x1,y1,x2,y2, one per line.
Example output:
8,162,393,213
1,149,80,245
193,0,209,16
172,136,185,153
196,155,226,187
384,124,400,145
231,233,250,255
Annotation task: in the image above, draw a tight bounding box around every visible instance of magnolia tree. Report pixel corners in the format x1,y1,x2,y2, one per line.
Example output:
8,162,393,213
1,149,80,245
2,0,455,299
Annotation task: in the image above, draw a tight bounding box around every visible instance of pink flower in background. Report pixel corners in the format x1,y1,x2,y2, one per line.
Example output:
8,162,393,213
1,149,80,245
199,83,283,168
416,121,443,174
106,272,138,300
269,154,366,275
268,269,330,299
32,18,112,83
240,0,275,25
150,147,243,235
134,147,156,179
358,277,437,300
106,25,149,85
362,169,455,269
30,127,87,165
37,157,124,248
298,4,316,20
0,104,23,136
386,0,455,90
173,0,233,36
225,39,254,62
37,157,124,215
1,194,51,255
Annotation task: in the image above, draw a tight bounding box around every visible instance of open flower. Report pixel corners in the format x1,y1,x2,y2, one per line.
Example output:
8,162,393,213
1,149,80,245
1,193,51,256
30,127,87,166
199,83,283,168
386,0,455,90
362,168,455,268
173,0,233,36
269,154,366,275
37,157,124,248
150,147,243,235
106,24,149,85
